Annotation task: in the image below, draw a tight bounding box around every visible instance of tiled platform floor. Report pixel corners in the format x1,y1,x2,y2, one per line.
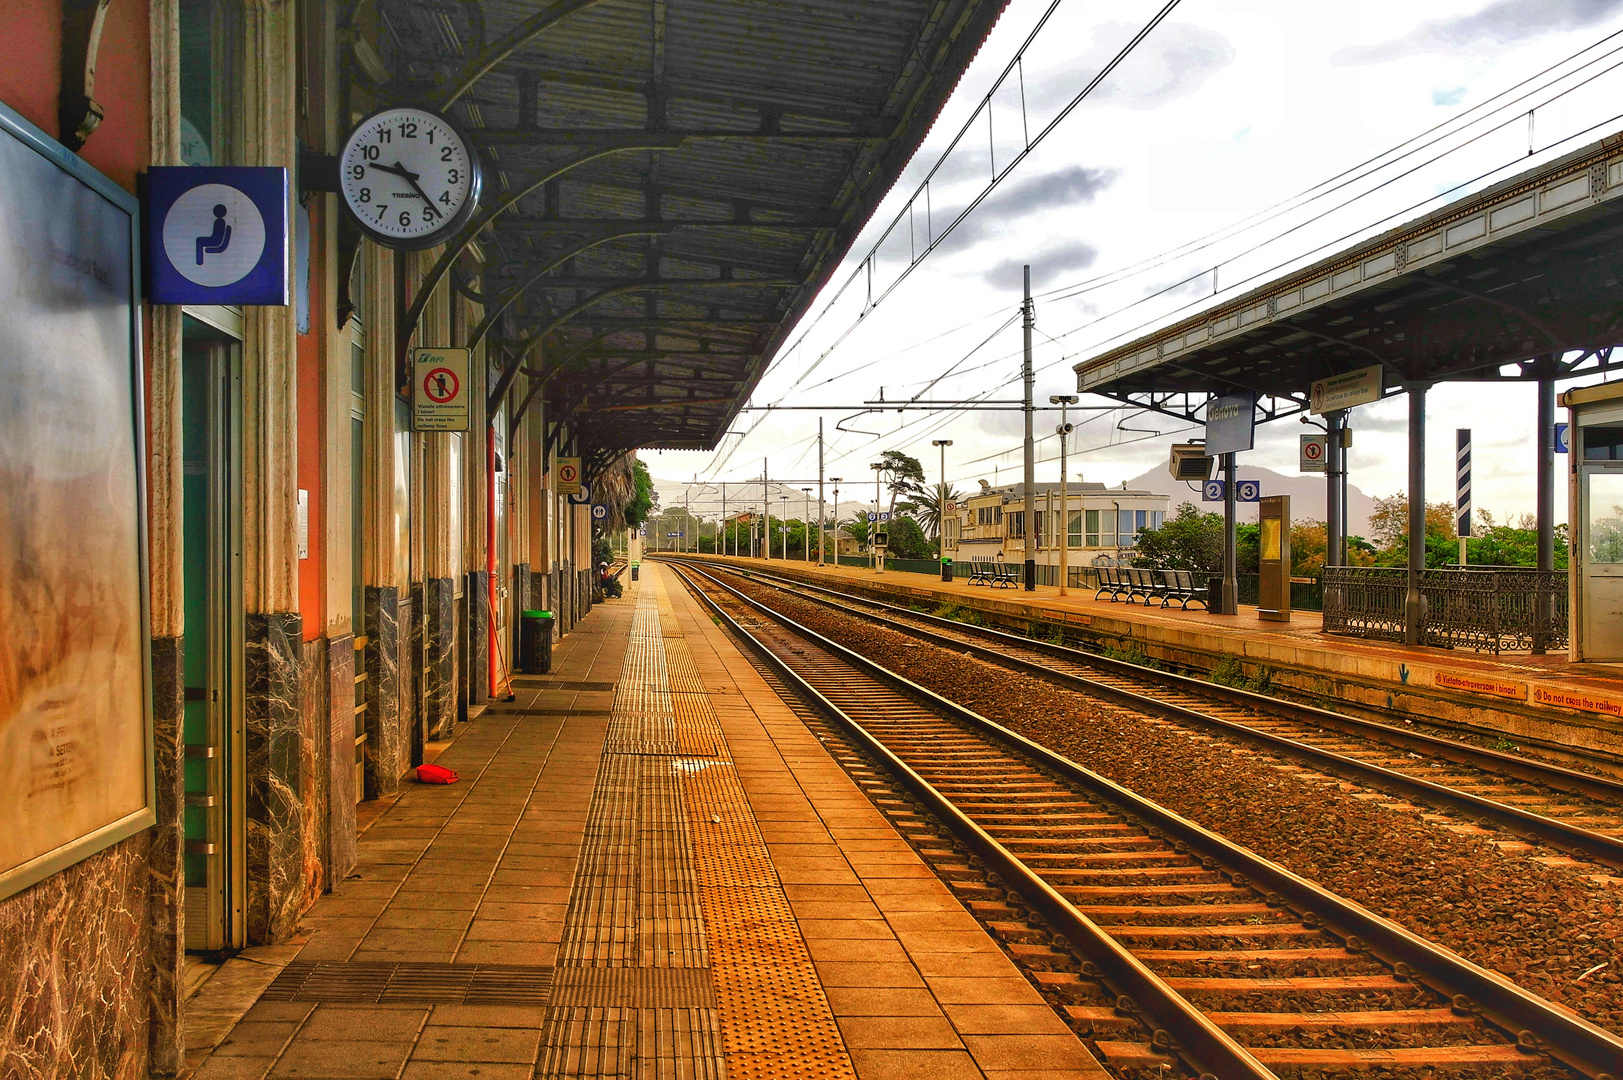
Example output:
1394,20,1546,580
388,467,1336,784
185,564,1105,1079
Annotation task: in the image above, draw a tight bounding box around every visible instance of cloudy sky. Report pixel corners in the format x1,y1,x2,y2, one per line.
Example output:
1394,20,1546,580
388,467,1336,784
645,0,1623,529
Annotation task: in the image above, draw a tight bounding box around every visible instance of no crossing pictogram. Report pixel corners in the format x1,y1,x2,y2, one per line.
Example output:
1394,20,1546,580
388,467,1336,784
423,367,459,403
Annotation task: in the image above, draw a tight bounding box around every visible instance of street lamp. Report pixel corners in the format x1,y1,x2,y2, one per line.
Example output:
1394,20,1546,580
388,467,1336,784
829,478,842,565
802,488,812,563
870,462,884,574
781,494,789,560
1051,395,1078,595
932,439,953,582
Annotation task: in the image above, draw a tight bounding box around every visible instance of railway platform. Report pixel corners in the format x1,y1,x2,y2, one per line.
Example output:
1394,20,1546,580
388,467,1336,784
669,555,1623,770
183,563,1105,1080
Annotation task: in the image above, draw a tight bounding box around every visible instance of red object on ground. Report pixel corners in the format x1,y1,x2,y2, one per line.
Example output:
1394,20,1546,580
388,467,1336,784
416,763,459,784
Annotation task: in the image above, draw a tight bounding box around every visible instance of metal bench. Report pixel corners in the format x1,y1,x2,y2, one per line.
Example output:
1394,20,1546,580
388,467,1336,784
1126,566,1167,605
993,562,1021,588
1158,569,1208,610
1094,566,1132,602
968,557,997,586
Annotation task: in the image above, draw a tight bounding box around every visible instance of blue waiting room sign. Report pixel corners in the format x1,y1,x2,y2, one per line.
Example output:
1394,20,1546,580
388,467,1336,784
146,167,289,305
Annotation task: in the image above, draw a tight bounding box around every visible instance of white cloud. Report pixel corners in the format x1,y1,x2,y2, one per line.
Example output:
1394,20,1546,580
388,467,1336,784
1335,0,1623,64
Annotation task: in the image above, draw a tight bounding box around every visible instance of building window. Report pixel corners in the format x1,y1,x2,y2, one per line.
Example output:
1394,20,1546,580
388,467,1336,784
179,0,239,165
1068,511,1083,547
1007,511,1024,538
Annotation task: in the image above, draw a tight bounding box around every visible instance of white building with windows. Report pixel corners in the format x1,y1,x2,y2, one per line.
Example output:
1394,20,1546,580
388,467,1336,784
945,480,1169,585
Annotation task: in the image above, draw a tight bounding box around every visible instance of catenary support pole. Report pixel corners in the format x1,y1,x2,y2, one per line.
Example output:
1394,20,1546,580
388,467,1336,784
1406,382,1429,646
818,419,826,566
1222,452,1238,615
1022,264,1037,590
763,459,770,561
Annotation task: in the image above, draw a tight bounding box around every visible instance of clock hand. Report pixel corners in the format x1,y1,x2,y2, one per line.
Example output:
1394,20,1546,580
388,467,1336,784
390,160,442,220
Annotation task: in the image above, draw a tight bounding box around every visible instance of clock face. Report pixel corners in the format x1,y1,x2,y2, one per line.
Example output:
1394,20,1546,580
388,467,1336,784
339,107,482,249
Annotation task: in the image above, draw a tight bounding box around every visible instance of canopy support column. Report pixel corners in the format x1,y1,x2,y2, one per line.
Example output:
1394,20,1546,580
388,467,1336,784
1535,366,1557,653
1405,382,1430,646
1222,452,1238,615
1326,410,1346,568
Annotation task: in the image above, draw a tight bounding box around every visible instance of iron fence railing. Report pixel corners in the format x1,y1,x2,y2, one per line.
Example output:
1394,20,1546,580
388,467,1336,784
1322,567,1567,654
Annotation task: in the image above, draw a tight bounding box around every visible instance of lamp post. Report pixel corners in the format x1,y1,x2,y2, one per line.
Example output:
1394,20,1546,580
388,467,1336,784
747,507,755,558
1050,395,1078,596
871,462,884,574
781,494,789,560
932,439,953,582
829,478,841,564
802,488,812,562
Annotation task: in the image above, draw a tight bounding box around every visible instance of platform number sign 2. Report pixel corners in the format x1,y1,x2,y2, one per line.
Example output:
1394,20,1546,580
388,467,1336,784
1202,479,1225,502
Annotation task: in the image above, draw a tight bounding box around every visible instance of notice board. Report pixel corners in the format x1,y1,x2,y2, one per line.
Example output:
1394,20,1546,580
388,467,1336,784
0,102,154,899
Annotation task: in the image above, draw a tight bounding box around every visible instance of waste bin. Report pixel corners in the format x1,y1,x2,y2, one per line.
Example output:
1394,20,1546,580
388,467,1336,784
631,563,640,582
519,610,554,674
940,557,952,582
1207,578,1224,615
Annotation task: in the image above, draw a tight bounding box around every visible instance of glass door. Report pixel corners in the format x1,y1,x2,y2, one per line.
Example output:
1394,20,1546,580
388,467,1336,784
181,313,243,951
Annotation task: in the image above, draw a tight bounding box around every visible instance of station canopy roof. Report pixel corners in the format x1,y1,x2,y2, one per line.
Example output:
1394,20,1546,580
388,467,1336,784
375,0,1010,462
1073,130,1623,423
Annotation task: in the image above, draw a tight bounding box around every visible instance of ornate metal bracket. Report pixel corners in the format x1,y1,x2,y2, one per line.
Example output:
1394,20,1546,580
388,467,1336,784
60,0,113,152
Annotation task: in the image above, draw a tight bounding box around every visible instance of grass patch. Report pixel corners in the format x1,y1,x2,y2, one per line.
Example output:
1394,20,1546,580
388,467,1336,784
1210,656,1273,693
934,601,981,626
1101,641,1163,671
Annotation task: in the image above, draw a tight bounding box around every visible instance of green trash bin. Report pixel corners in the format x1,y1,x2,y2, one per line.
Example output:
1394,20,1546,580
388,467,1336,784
631,562,640,582
519,610,554,674
940,556,953,582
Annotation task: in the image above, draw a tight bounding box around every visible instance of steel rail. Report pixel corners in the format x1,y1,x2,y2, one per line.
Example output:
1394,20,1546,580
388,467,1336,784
674,561,1623,1080
686,558,1623,870
670,564,1270,1080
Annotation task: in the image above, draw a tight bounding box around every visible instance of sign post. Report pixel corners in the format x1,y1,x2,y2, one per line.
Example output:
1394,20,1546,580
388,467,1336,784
413,348,469,431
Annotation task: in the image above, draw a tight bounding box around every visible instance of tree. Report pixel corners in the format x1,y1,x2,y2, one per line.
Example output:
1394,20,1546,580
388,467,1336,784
1368,495,1463,568
902,482,963,540
876,449,927,526
885,515,934,560
1131,503,1224,572
843,517,871,549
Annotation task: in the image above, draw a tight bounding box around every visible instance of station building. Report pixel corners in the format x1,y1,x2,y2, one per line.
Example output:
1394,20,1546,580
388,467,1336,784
0,0,1009,1075
945,481,1169,582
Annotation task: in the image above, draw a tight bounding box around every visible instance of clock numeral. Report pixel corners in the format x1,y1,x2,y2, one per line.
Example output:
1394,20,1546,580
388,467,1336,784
447,169,459,185
399,121,418,138
439,191,452,205
363,144,380,161
427,129,435,144
377,129,392,144
376,203,387,219
358,187,371,203
399,211,412,227
440,146,454,163
350,164,365,180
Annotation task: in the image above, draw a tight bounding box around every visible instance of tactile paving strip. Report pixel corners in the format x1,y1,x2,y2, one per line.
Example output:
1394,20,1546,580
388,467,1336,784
657,581,858,1080
536,585,726,1080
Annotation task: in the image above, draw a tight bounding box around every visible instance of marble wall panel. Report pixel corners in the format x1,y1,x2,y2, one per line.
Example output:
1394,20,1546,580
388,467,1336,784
363,585,401,797
405,589,424,768
298,639,327,914
326,635,356,884
422,577,456,741
510,563,530,667
147,635,185,1075
465,569,489,710
244,612,305,944
0,835,150,1080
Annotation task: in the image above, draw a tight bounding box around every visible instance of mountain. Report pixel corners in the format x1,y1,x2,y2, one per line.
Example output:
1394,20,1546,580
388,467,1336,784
1123,465,1377,538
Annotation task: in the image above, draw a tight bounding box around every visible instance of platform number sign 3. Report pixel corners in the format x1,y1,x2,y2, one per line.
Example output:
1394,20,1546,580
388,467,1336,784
340,107,483,250
1236,480,1261,503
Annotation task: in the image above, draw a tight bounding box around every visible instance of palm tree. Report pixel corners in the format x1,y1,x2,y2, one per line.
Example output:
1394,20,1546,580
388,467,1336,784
906,482,963,540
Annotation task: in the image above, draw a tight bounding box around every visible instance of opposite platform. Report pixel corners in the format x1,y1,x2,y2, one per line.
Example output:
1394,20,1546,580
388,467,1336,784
184,563,1104,1080
666,554,1623,769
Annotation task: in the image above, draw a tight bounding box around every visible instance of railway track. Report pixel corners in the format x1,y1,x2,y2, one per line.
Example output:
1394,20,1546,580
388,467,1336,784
672,561,1623,1080
685,558,1623,877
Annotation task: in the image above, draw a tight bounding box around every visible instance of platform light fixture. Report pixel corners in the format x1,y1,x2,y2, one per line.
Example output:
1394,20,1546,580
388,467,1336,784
932,440,953,582
1050,396,1078,595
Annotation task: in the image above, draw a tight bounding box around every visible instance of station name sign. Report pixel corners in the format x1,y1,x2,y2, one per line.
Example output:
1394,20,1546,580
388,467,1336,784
1310,365,1382,415
1204,392,1255,456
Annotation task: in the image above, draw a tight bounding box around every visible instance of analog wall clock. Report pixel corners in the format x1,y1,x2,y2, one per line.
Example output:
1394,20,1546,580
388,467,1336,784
339,106,482,250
